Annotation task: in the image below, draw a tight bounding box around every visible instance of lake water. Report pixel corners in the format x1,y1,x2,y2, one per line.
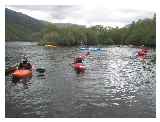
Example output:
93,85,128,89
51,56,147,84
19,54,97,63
5,41,156,118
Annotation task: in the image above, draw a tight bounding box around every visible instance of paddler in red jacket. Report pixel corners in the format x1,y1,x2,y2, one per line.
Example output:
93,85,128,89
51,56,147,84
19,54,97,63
74,56,84,64
74,52,90,64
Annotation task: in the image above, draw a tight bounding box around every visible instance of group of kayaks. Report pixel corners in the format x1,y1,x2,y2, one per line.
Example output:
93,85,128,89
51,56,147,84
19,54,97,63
6,47,149,80
10,62,86,80
7,52,89,81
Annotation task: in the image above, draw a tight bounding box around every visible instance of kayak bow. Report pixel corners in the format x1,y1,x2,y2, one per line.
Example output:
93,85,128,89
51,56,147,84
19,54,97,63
73,63,86,73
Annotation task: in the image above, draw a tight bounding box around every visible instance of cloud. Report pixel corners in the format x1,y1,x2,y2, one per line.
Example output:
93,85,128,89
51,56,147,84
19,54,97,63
7,5,81,20
6,5,155,27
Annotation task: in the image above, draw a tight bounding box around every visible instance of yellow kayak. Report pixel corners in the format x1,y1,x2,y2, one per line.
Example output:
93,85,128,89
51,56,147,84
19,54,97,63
45,45,57,48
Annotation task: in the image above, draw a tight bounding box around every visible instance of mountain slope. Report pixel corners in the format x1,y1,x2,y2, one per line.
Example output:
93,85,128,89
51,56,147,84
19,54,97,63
5,8,86,41
5,8,47,41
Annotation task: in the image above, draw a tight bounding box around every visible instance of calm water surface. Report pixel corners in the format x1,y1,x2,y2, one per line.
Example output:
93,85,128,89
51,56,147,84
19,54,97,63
5,42,156,117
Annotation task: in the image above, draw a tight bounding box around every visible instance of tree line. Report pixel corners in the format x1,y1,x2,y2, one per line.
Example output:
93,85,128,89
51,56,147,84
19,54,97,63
38,14,156,47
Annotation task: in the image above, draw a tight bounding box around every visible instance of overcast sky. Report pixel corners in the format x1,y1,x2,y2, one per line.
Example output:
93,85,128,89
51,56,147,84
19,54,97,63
6,5,155,27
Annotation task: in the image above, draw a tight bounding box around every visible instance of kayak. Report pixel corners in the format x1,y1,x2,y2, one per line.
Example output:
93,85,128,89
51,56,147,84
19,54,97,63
89,48,100,51
80,47,105,51
73,63,86,72
80,47,87,50
45,45,57,48
80,47,100,51
12,69,32,79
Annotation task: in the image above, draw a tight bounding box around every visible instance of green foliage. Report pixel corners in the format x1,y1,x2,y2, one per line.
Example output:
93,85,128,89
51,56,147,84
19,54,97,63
5,8,47,41
124,17,156,47
38,15,156,47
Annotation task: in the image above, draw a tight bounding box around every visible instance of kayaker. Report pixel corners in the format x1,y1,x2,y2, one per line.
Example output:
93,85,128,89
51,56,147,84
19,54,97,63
74,51,90,64
74,56,83,64
18,56,32,70
142,48,148,53
138,51,145,57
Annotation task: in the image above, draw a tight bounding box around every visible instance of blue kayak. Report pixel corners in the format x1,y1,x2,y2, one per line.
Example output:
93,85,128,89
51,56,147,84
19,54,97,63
89,48,100,51
80,48,88,50
80,47,105,51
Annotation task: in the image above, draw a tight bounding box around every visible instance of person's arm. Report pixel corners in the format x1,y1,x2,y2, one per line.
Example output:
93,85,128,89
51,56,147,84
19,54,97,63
15,63,19,68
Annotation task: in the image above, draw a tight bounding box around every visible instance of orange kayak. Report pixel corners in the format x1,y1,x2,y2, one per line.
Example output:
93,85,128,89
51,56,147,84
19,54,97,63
12,70,32,78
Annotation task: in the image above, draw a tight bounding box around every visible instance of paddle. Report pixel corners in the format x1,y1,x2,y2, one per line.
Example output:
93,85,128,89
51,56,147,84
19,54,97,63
36,68,46,73
32,64,46,73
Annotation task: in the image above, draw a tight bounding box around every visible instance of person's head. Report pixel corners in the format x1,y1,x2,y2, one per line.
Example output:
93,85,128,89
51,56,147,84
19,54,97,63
77,56,83,60
75,57,82,61
22,56,28,63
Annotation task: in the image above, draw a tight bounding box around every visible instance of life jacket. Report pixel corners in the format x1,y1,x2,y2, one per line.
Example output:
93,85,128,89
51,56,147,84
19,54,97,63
74,57,83,63
138,51,145,56
18,63,32,70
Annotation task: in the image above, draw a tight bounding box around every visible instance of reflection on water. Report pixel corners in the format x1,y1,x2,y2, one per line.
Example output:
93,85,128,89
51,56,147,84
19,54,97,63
5,42,156,118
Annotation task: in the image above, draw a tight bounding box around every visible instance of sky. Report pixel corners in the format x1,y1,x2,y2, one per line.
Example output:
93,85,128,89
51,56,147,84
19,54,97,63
6,5,155,27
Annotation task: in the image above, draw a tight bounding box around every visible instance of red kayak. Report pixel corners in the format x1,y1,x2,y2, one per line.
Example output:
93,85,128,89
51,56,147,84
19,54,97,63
73,63,86,73
12,69,32,79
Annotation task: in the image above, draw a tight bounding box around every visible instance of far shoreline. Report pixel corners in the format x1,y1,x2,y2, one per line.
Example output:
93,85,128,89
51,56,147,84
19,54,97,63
5,40,156,49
